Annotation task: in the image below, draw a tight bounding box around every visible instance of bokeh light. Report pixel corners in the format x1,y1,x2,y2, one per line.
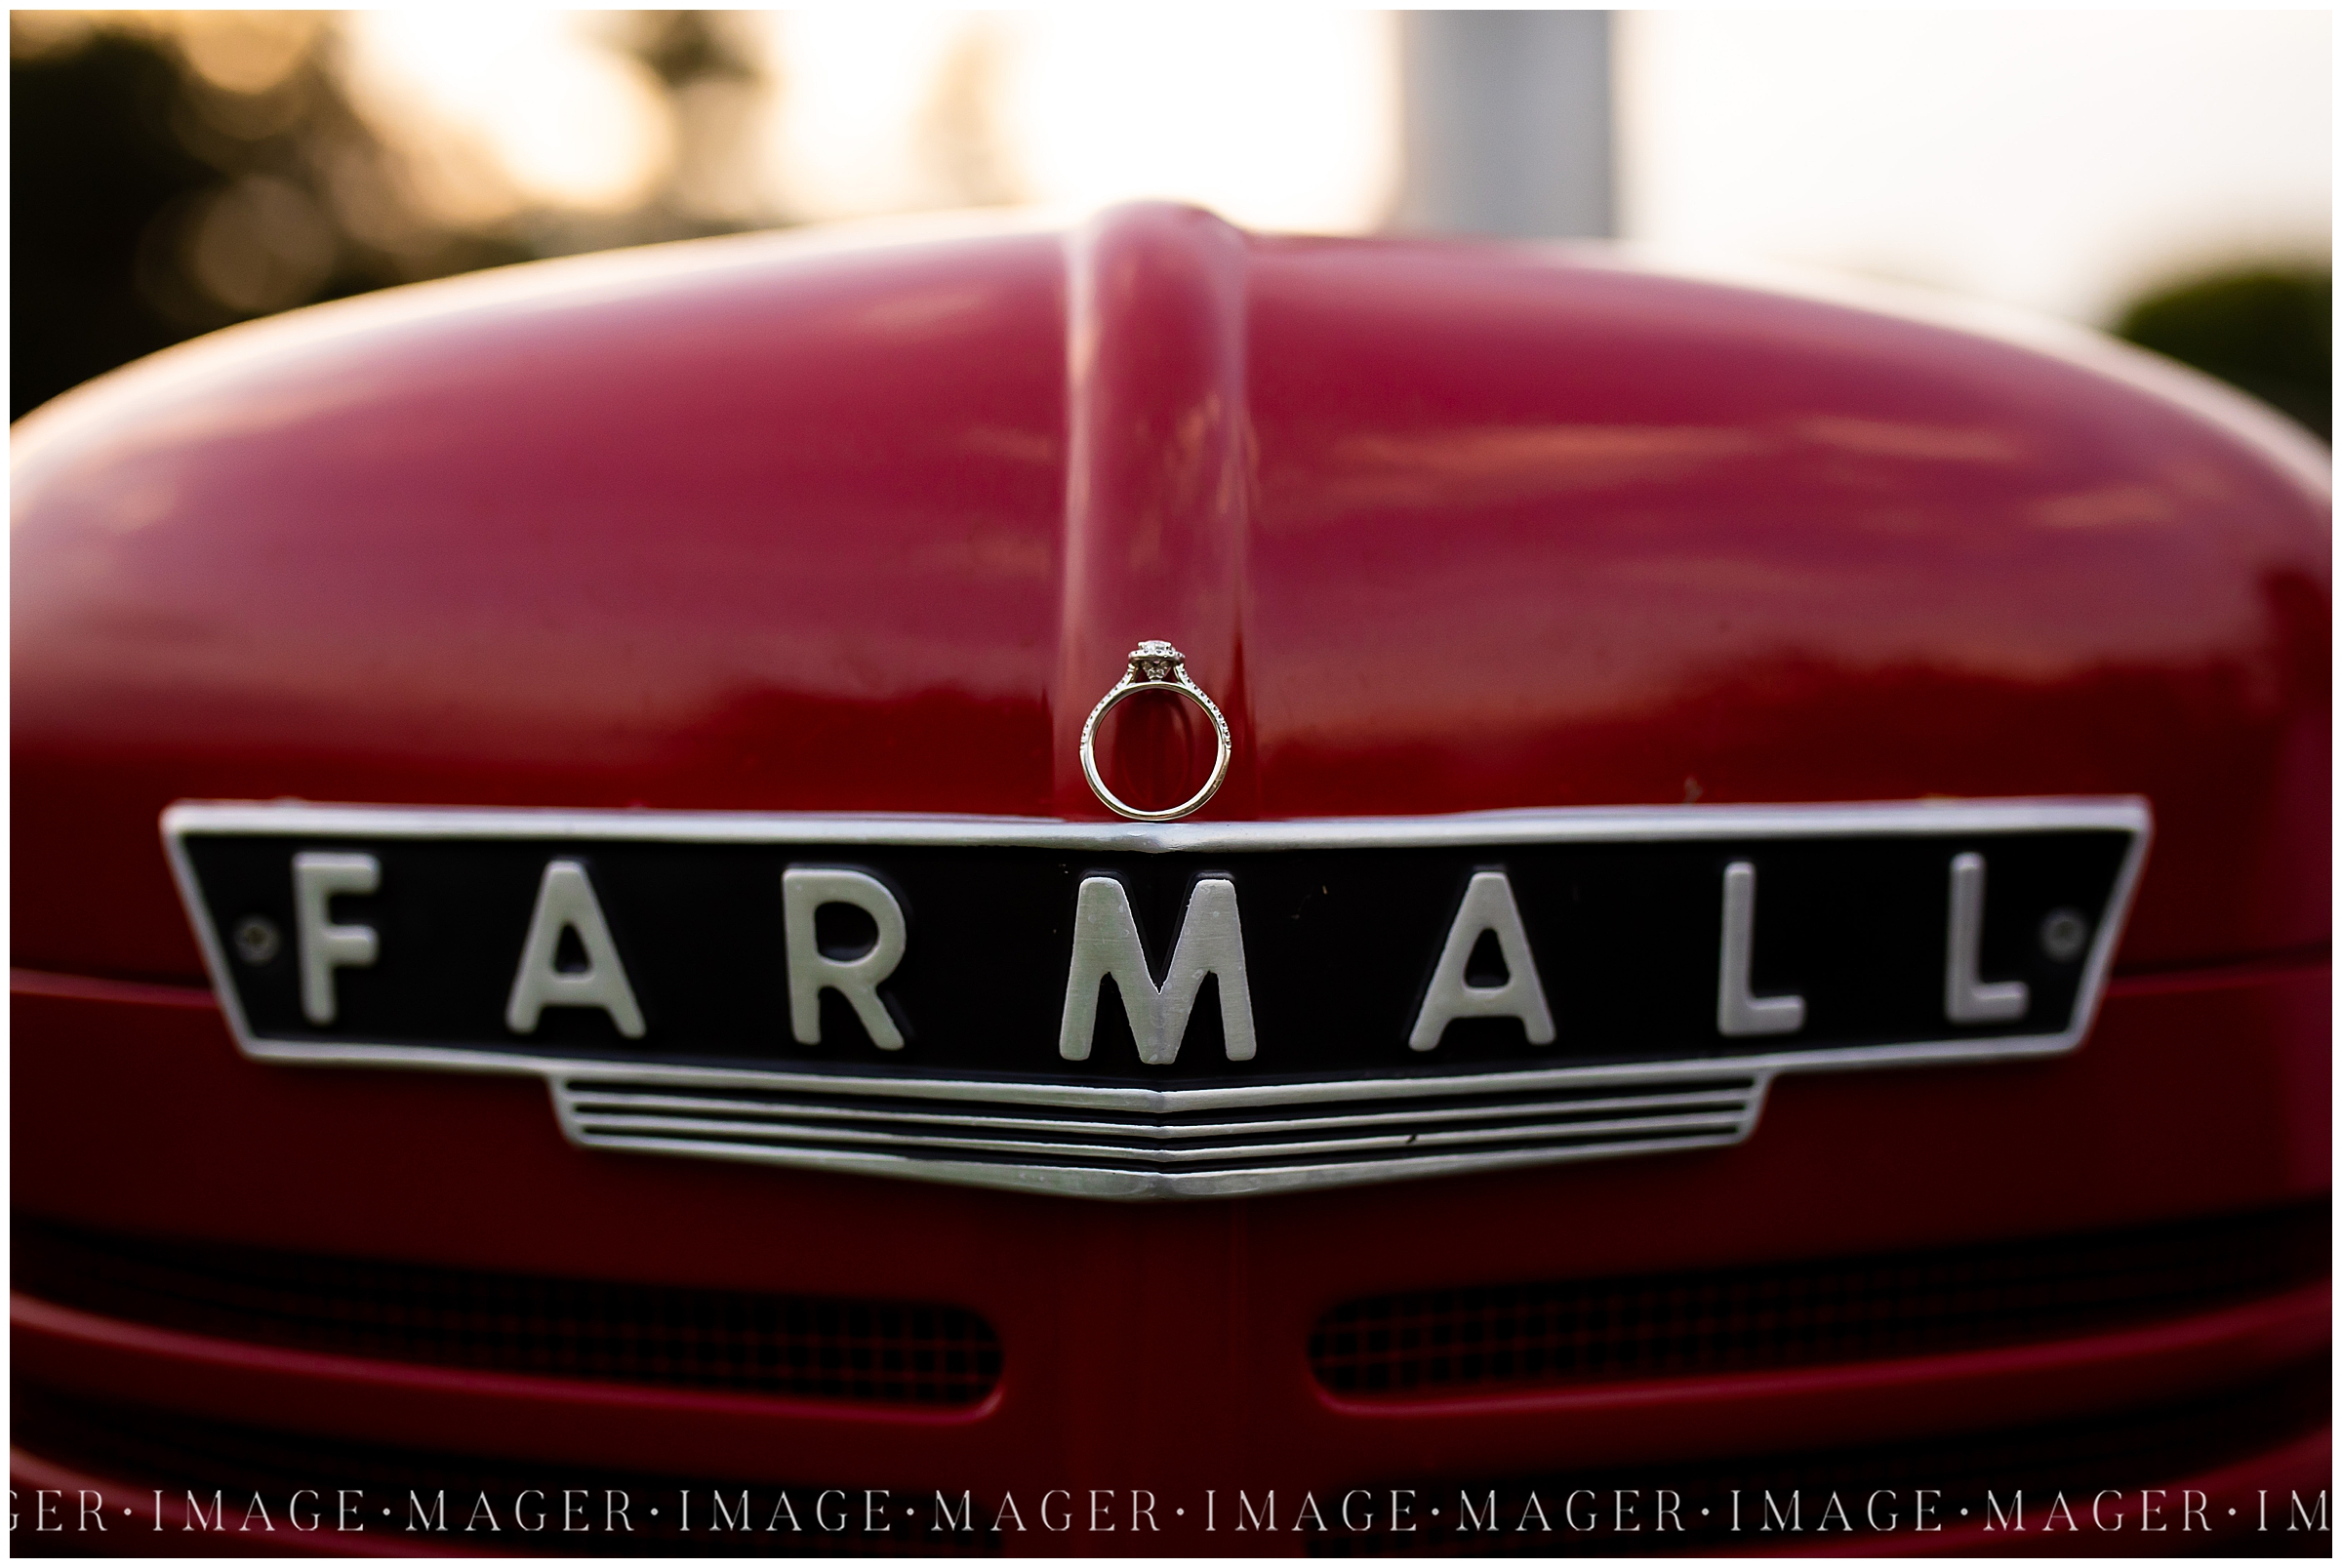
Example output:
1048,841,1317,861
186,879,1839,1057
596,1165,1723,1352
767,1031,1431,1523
12,9,2330,431
1619,10,2331,323
991,13,1398,234
337,12,677,221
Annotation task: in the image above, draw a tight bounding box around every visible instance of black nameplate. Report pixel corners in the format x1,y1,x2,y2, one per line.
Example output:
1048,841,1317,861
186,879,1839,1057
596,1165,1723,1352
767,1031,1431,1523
166,802,2147,1092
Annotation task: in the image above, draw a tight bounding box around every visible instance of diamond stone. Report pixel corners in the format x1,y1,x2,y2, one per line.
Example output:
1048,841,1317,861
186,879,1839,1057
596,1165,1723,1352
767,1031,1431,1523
1131,640,1182,681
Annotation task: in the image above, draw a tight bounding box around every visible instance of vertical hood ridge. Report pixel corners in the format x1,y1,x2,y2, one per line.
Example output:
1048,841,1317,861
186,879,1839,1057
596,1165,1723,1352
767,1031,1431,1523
1052,204,1258,821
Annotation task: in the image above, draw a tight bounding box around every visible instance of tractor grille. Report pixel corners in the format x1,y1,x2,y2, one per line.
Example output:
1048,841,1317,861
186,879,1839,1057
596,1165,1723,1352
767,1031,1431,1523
1312,1200,2328,1397
550,1069,1765,1199
13,1217,1001,1407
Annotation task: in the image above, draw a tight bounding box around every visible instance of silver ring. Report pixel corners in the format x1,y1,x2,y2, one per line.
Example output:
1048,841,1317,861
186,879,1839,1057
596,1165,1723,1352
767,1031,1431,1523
1079,641,1232,822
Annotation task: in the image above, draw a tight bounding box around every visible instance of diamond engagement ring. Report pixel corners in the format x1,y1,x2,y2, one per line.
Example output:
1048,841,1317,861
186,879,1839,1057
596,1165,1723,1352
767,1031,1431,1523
1079,641,1232,822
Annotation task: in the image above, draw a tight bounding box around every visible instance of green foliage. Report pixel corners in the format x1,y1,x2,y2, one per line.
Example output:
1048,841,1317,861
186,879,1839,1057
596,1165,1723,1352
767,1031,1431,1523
2116,267,2330,441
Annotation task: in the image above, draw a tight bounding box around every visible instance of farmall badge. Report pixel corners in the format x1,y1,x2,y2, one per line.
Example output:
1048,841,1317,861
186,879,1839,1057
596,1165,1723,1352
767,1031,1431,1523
164,643,2148,1202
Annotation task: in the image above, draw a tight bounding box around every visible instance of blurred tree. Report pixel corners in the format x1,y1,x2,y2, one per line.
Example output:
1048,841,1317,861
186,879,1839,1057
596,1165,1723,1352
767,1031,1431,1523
595,11,773,238
11,12,770,423
11,29,222,420
10,16,530,421
2115,266,2330,441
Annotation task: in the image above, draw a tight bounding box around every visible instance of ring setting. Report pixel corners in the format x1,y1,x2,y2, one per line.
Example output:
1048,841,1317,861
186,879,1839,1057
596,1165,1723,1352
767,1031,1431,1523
1079,641,1232,822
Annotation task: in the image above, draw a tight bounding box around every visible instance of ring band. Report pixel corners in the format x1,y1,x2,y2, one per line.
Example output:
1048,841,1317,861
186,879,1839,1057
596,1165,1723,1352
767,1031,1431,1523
1079,641,1232,822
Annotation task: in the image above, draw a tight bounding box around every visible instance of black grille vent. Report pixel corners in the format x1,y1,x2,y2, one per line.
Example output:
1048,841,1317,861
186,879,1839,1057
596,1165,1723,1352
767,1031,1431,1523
1311,1201,2327,1397
14,1218,1002,1407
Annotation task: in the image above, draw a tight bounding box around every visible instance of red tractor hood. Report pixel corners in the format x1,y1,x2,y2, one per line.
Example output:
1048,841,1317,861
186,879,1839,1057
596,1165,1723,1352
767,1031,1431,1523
12,203,2329,984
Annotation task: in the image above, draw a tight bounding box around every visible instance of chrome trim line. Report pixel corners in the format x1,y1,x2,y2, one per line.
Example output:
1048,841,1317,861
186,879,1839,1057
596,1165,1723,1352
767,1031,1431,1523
557,1108,1756,1164
166,796,2149,853
552,1084,1758,1138
544,1130,1762,1201
162,796,2151,1200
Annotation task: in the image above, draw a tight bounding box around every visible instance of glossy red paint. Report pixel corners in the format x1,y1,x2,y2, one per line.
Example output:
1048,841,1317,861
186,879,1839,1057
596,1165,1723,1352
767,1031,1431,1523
12,205,2329,1552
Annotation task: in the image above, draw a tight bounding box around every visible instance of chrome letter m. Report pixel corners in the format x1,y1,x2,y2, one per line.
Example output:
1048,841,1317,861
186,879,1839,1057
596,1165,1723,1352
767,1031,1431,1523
1058,876,1257,1065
